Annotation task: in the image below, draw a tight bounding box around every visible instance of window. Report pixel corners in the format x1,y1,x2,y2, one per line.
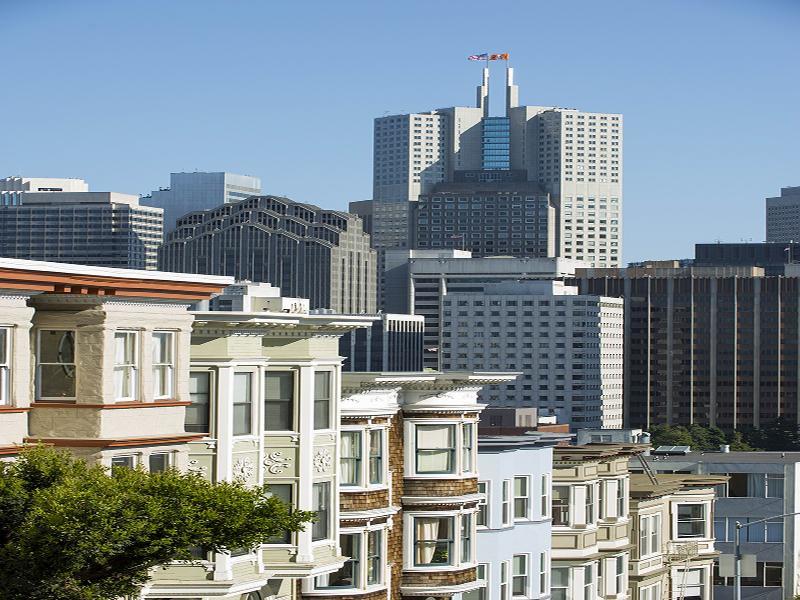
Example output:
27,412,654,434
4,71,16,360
265,371,294,431
477,481,488,527
502,479,512,526
540,474,550,518
111,455,135,469
367,530,382,585
462,423,474,471
639,513,662,557
461,513,473,563
186,371,211,433
38,330,76,399
314,371,331,429
149,452,170,472
152,331,174,398
676,568,705,600
616,479,626,517
0,328,8,404
539,552,549,596
265,484,292,544
319,534,360,587
464,564,488,600
551,567,569,600
553,486,570,526
514,476,530,520
583,565,594,600
766,518,783,542
369,429,383,484
232,373,252,436
500,561,509,600
640,582,662,600
677,504,707,538
767,474,784,498
584,484,595,524
416,424,455,474
413,516,453,566
341,431,362,486
114,331,138,400
312,482,330,541
512,555,528,597
614,555,625,594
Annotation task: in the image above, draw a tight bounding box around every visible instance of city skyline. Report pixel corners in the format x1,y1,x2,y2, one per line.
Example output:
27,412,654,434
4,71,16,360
2,0,798,263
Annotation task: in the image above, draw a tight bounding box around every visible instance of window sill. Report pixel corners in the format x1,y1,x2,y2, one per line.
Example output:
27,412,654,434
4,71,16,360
308,584,388,596
340,484,389,493
406,562,476,572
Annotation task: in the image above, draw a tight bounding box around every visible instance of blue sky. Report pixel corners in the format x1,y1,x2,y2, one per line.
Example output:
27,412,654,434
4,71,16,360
2,0,798,262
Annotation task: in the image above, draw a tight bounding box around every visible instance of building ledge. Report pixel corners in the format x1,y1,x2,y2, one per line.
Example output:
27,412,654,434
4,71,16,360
24,433,207,448
402,492,483,506
30,400,191,409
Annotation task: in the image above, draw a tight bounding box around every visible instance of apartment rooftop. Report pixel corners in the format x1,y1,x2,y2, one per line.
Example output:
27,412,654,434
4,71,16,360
629,473,728,499
478,431,573,449
646,450,800,464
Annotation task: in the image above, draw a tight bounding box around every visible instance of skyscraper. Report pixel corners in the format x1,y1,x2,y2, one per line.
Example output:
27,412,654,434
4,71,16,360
766,186,800,243
141,171,261,232
365,66,623,267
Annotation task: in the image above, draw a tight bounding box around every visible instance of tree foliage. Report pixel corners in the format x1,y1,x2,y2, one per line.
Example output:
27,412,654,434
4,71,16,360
648,424,754,451
0,446,314,600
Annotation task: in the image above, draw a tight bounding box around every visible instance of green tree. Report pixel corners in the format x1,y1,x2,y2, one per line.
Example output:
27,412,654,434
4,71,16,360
0,446,314,600
727,430,755,451
649,424,693,448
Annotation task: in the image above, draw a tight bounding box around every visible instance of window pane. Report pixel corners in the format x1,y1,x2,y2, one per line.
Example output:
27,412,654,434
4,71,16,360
340,431,362,486
416,424,455,474
414,516,453,565
553,486,570,525
314,372,331,429
40,330,74,363
312,482,330,541
369,429,383,484
152,331,172,363
0,328,7,364
186,372,211,433
149,453,169,472
265,372,294,431
325,534,359,587
367,530,382,584
233,373,252,436
39,365,77,398
38,330,76,398
266,484,292,544
111,455,135,469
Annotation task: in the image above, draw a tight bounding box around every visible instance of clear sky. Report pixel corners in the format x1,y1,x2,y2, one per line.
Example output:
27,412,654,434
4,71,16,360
2,0,798,262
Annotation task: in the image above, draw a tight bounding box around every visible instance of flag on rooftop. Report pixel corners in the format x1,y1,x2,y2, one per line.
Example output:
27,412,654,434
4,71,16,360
467,52,509,61
468,53,488,61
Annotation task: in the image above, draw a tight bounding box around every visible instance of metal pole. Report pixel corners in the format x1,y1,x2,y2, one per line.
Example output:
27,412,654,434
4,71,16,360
733,520,742,600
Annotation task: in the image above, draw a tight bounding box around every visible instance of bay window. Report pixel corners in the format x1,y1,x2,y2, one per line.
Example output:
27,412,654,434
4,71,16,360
341,431,362,486
584,484,596,525
186,371,211,433
312,482,331,541
38,330,76,399
462,423,474,472
616,478,626,517
583,565,594,600
314,528,385,590
677,504,707,538
152,331,174,399
341,428,386,488
328,534,360,587
114,331,138,400
232,372,252,436
367,530,382,585
416,424,455,474
369,429,383,484
414,516,454,566
613,555,625,594
460,513,473,563
265,371,294,431
0,328,8,404
514,476,530,520
314,371,331,430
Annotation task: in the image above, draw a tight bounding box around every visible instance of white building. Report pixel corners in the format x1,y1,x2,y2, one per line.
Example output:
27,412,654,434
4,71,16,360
465,432,571,600
440,280,624,429
0,175,88,205
766,186,800,243
141,171,261,232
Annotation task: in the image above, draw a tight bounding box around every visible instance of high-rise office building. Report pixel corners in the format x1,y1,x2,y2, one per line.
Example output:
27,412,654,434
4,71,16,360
0,192,163,269
766,186,800,243
572,262,800,430
440,280,624,429
141,171,261,232
338,312,424,372
0,176,89,206
159,195,377,313
694,242,800,276
366,67,623,267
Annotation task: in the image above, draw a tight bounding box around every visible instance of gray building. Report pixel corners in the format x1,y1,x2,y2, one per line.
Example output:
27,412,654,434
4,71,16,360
640,449,800,600
440,280,624,429
159,195,376,313
141,171,261,232
695,241,800,276
384,250,585,369
338,312,424,372
0,191,163,269
0,176,89,206
369,67,623,267
766,186,800,243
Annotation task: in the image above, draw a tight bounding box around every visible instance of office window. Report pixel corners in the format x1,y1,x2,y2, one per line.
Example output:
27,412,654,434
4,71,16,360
312,482,330,541
114,331,138,400
265,371,294,431
512,555,528,597
766,518,783,542
367,530,382,585
232,373,252,436
314,371,331,429
461,513,473,563
38,330,76,399
186,371,211,433
265,484,292,544
502,479,512,526
462,423,474,471
541,474,550,518
368,429,384,484
767,474,784,498
677,504,707,538
413,516,453,566
149,452,170,473
551,567,569,600
152,331,174,398
500,561,509,600
0,328,8,404
416,424,455,474
514,476,530,520
341,431,362,486
111,455,136,469
477,481,488,527
553,486,570,525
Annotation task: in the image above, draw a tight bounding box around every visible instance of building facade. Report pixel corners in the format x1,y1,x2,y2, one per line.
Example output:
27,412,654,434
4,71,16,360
642,450,800,600
141,171,262,232
0,176,89,205
694,242,800,276
0,191,163,269
339,313,425,373
572,263,800,430
440,280,624,429
766,186,800,243
159,195,377,313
